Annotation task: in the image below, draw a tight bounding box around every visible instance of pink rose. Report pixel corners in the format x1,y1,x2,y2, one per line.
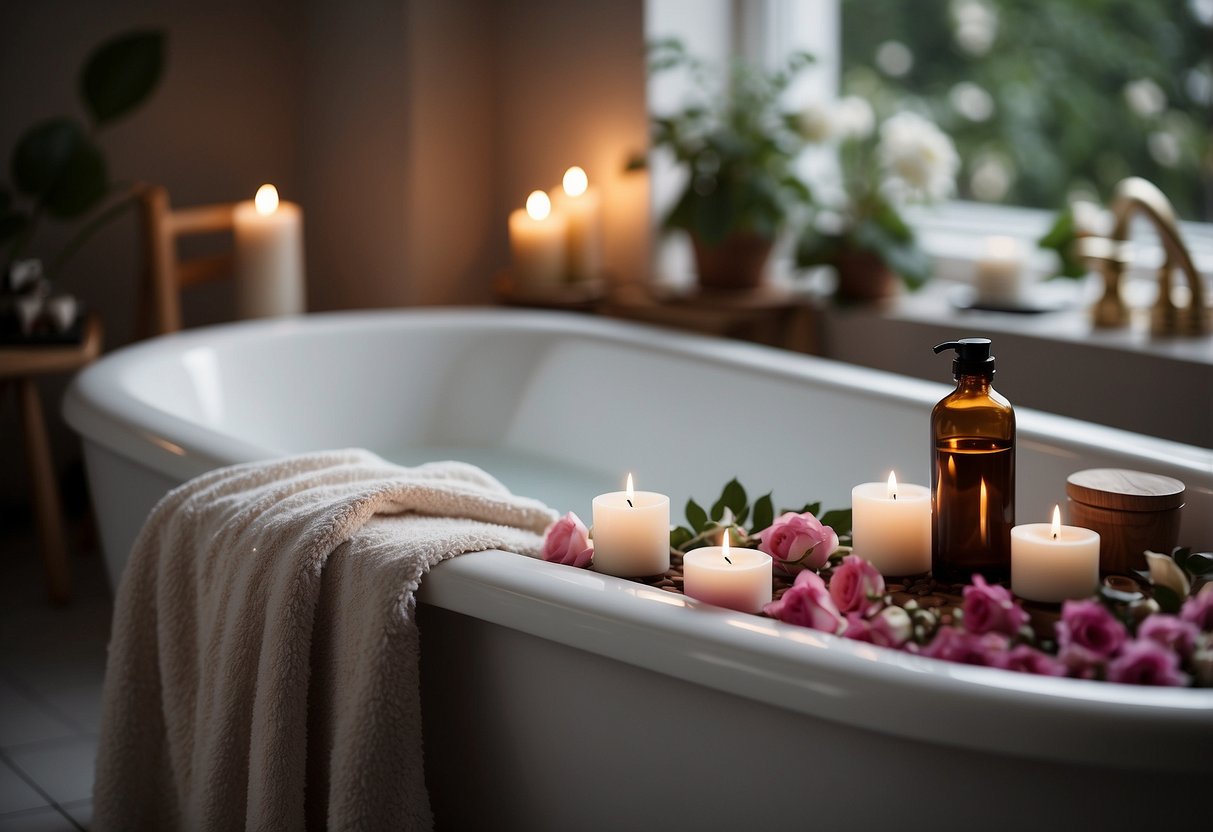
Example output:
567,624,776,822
764,570,844,634
829,555,885,617
1137,614,1199,658
541,512,593,568
920,627,1009,667
962,574,1027,637
755,511,838,572
1057,600,1127,659
844,606,911,649
1181,591,1213,632
996,644,1066,677
1106,639,1190,687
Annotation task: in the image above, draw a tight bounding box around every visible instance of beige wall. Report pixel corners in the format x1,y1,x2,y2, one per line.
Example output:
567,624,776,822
0,0,650,506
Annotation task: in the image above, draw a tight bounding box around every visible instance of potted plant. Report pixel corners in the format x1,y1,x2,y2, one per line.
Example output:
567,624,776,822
795,98,958,301
640,39,815,290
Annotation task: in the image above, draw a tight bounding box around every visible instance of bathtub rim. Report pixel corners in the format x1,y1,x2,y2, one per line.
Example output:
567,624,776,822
63,308,1213,771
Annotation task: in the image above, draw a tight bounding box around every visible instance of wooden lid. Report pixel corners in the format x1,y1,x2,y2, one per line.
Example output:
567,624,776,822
1066,468,1185,511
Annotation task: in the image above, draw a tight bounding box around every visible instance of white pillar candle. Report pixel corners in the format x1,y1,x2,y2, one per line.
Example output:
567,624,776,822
550,166,602,283
851,472,932,577
683,532,772,614
508,190,567,286
1012,506,1100,603
973,236,1025,306
233,184,306,320
591,474,670,577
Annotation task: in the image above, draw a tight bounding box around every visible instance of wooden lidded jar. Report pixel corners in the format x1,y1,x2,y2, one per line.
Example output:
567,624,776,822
1065,469,1185,575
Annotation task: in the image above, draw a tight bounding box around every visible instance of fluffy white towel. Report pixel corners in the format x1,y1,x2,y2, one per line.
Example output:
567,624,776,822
93,449,557,831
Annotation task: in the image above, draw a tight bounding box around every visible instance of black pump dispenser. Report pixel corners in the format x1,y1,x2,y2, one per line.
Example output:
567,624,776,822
930,336,1015,583
933,338,995,379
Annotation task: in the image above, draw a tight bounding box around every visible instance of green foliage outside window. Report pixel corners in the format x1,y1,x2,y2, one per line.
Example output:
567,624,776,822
841,0,1213,220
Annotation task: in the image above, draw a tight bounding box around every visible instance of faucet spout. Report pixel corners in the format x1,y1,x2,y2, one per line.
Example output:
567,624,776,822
1079,177,1209,336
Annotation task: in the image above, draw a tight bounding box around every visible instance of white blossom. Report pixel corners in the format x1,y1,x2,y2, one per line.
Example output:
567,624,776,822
1124,78,1167,118
833,96,875,140
798,102,832,142
878,111,959,202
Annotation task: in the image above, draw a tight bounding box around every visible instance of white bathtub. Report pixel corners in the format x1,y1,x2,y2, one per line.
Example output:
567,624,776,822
65,309,1212,829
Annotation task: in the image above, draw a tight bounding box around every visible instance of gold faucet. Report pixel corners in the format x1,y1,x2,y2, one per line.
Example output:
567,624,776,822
1077,177,1209,336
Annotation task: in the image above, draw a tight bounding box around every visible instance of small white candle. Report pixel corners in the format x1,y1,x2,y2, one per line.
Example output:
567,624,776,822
852,472,932,577
550,166,602,282
1012,505,1100,603
973,236,1025,306
591,473,670,577
233,184,306,320
508,189,568,286
684,530,772,614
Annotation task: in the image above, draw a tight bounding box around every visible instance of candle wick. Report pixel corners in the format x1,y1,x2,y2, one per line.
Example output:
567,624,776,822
892,493,897,501
724,555,732,565
1053,531,1058,540
626,499,633,508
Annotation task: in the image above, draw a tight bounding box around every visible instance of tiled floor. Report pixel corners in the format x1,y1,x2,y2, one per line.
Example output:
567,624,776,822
0,522,111,832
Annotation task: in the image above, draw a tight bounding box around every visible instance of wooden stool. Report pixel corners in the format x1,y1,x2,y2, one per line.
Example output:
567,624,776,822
0,315,103,603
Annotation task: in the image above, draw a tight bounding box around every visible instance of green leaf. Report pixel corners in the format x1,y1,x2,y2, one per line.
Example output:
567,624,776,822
1181,552,1213,577
750,493,774,534
669,526,693,551
720,478,747,518
80,29,166,125
1152,584,1182,614
685,499,708,534
819,508,853,536
783,502,820,517
1037,209,1086,279
43,138,107,218
709,494,725,523
11,118,85,196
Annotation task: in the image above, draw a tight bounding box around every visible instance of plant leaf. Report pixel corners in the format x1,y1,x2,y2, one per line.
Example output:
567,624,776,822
669,526,693,551
43,137,107,218
720,478,747,518
1181,552,1213,577
750,493,774,534
11,118,85,196
1152,584,1182,614
80,29,166,125
819,508,853,536
685,499,708,534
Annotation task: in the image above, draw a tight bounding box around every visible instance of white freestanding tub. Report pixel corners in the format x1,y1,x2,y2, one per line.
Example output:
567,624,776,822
64,309,1212,830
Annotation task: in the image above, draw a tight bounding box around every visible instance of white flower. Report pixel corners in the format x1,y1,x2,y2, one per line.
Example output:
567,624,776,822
949,81,994,122
951,0,999,56
798,102,832,142
1124,78,1167,118
878,111,959,202
833,96,875,141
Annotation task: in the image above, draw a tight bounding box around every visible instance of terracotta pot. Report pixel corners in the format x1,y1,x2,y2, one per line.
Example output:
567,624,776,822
691,232,775,291
833,249,898,302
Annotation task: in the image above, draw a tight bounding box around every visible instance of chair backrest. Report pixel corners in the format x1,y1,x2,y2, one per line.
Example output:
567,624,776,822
136,185,236,336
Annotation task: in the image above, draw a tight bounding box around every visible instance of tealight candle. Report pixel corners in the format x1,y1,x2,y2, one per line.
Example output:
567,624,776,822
591,474,670,577
508,189,567,286
973,235,1025,306
851,472,931,577
1011,505,1100,603
233,184,306,319
684,530,772,614
550,166,602,282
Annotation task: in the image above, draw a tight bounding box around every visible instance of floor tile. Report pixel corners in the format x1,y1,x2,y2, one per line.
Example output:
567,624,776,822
6,739,96,806
0,761,46,815
59,799,89,831
38,684,103,737
0,680,74,749
0,806,78,832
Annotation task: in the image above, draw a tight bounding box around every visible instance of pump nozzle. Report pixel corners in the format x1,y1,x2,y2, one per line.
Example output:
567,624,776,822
934,337,995,378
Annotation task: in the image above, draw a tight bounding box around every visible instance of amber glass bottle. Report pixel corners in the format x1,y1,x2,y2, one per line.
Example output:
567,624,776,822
931,339,1015,583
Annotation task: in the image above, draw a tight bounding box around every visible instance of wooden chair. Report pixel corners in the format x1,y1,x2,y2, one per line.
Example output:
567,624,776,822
136,184,236,336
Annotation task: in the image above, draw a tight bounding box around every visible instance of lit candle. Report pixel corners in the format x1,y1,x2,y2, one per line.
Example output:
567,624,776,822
233,184,306,319
1011,505,1100,603
508,189,568,286
973,235,1025,306
591,473,670,577
851,472,932,577
684,529,773,614
550,166,602,282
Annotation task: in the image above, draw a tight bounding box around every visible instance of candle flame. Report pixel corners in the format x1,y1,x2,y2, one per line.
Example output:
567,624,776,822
563,166,588,197
254,184,279,216
887,471,898,500
625,473,634,502
525,190,551,221
1052,505,1061,539
722,529,730,560
979,478,988,547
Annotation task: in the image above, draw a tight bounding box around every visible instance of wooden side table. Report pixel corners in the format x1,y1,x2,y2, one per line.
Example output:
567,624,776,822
0,315,103,603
